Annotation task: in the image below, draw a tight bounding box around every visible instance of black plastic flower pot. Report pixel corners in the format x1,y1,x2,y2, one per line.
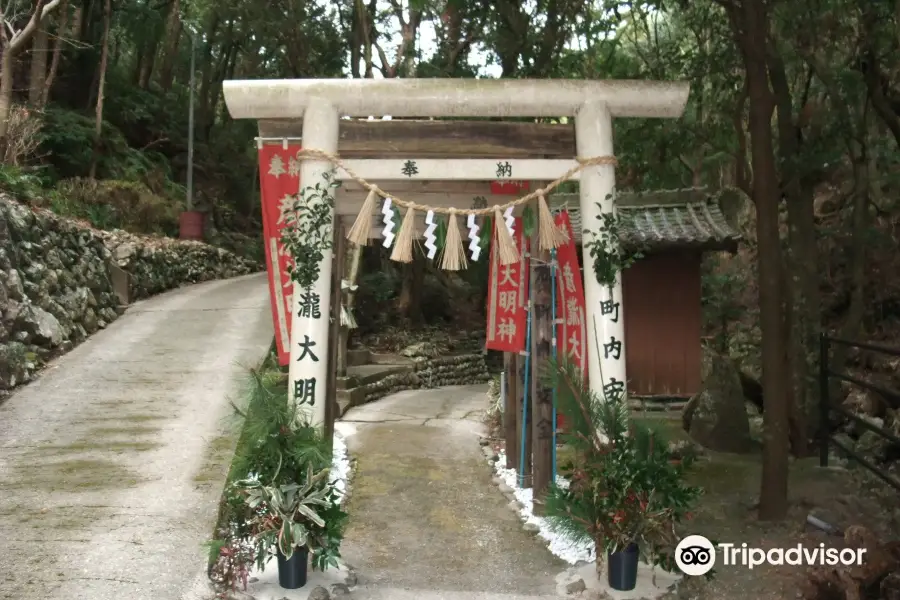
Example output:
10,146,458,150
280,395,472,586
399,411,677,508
607,543,639,591
277,545,309,589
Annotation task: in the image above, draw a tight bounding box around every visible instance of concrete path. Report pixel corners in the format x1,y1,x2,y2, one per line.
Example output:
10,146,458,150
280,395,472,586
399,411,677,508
0,273,272,600
338,385,567,600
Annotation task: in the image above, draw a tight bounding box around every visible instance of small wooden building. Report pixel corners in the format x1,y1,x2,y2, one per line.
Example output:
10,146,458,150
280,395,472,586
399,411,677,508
552,189,740,398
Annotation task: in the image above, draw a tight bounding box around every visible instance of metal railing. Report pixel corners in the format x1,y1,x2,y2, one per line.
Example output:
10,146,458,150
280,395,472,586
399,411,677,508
818,334,900,491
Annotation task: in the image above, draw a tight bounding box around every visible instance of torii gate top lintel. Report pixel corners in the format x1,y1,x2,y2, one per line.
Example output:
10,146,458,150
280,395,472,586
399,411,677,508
222,78,690,120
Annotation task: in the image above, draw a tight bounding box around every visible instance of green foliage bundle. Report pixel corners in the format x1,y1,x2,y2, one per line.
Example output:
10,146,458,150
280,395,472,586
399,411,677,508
583,197,641,290
281,172,339,291
542,359,702,573
208,364,347,597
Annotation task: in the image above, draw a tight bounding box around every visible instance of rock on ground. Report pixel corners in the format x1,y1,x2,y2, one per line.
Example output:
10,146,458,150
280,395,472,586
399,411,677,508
682,347,754,453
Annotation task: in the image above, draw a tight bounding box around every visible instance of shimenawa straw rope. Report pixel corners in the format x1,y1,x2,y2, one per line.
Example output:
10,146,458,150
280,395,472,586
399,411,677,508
492,206,519,265
346,189,379,246
390,205,418,263
537,192,570,248
440,209,468,271
293,148,616,264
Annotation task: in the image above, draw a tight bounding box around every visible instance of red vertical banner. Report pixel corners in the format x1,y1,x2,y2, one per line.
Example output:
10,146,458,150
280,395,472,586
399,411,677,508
555,211,589,381
258,144,302,366
485,218,529,352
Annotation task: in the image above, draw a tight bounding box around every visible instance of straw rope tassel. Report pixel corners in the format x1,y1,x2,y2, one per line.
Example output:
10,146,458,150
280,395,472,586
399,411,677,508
537,193,569,251
441,210,468,271
390,205,417,263
346,189,379,246
493,206,520,265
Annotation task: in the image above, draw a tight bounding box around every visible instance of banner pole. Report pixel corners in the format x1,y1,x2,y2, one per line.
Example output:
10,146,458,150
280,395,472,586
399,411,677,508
519,300,532,488
550,247,558,482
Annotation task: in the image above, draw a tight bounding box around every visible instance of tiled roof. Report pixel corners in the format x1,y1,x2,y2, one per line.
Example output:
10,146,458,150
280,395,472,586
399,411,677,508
549,189,741,251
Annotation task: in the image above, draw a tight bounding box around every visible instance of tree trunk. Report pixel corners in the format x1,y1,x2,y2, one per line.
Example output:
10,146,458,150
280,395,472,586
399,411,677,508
0,52,14,143
730,0,791,521
157,0,182,91
828,147,870,391
71,4,84,40
138,36,159,89
42,0,69,108
595,535,604,578
732,81,751,195
28,26,49,105
781,259,811,456
494,0,527,76
88,0,111,179
767,47,820,454
401,10,420,77
363,0,375,77
859,5,900,152
0,0,63,144
785,190,819,453
396,248,425,326
349,0,362,78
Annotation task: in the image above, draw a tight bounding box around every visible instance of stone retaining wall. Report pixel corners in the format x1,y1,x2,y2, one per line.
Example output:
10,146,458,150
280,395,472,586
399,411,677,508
0,197,261,396
361,353,491,404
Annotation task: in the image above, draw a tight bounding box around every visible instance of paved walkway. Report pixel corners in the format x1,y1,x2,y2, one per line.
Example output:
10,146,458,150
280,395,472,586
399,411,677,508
0,274,272,600
338,385,566,600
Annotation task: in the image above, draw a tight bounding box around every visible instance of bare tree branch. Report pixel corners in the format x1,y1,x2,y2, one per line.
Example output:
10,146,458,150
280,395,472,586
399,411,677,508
8,0,62,53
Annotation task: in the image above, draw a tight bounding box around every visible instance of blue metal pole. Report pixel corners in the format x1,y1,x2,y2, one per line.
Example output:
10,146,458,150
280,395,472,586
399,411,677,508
550,249,558,483
519,279,533,488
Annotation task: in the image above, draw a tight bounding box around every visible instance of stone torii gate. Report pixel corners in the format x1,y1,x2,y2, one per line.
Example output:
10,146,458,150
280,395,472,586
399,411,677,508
222,79,689,427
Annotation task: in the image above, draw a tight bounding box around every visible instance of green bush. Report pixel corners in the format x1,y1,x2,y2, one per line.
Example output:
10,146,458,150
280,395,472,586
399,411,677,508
39,106,173,185
0,165,44,200
54,177,181,234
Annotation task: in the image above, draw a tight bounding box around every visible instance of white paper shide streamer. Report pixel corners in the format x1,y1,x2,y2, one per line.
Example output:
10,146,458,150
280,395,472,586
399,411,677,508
503,206,515,236
424,210,438,259
381,197,395,248
467,213,481,261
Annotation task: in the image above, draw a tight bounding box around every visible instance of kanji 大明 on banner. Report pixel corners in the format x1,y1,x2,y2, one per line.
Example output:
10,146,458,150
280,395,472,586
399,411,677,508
485,217,529,353
258,144,302,366
555,210,588,382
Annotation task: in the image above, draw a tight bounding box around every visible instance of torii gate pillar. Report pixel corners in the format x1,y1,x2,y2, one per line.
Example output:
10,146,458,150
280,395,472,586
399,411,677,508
576,101,624,397
222,79,689,424
288,100,338,428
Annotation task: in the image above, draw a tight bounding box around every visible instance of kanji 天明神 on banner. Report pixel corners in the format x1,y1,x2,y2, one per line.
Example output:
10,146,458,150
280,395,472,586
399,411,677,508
485,217,529,353
555,210,589,381
258,144,303,366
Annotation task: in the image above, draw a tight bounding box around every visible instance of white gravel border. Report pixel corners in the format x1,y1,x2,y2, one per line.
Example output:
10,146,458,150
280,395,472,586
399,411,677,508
490,448,595,565
329,430,352,505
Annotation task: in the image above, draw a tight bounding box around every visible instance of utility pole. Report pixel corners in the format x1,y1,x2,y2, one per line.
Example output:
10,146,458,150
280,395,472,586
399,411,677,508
186,29,196,211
